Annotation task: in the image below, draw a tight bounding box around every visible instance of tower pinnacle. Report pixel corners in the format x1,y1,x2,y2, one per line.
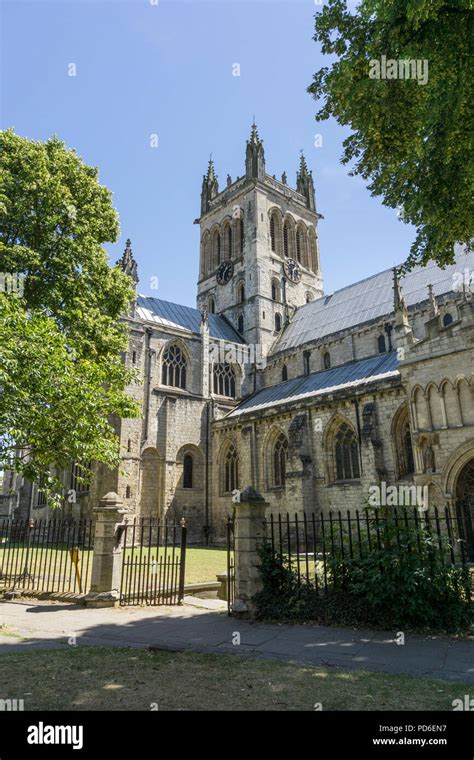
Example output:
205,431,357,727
117,238,139,284
296,151,316,212
245,120,265,180
200,156,219,215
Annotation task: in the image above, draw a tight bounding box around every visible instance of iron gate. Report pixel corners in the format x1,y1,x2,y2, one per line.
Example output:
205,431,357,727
119,517,187,606
456,500,474,562
226,516,235,615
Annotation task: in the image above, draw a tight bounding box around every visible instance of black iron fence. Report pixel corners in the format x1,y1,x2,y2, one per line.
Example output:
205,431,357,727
0,518,94,594
119,517,187,606
268,507,473,598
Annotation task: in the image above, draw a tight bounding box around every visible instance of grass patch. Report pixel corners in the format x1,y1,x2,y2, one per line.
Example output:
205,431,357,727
183,547,227,585
0,646,470,711
0,546,227,590
0,623,23,638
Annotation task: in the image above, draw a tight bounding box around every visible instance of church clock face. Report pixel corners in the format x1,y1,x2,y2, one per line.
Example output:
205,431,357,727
284,258,301,284
216,260,234,285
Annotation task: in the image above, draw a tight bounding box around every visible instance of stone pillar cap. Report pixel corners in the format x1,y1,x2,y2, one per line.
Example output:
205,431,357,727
96,492,126,512
239,486,266,503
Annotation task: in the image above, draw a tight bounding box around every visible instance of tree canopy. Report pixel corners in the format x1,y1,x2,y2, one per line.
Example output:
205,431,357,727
0,130,139,503
309,0,473,270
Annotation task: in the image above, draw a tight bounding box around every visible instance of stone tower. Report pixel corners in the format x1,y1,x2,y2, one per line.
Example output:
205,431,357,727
196,123,324,355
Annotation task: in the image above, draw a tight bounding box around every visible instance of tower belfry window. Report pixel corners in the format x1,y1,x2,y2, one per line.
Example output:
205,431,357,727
227,226,233,259
270,216,276,252
283,224,289,257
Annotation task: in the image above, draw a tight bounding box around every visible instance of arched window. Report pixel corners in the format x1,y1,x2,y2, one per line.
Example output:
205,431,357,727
271,279,280,301
208,296,215,314
227,225,233,259
223,444,239,493
162,344,187,389
270,215,276,252
335,423,360,480
273,433,288,487
275,313,282,332
238,282,245,303
303,350,311,376
378,334,386,353
296,230,302,262
393,405,415,478
306,292,313,303
202,232,211,274
213,363,236,398
283,223,289,257
126,485,131,499
70,461,92,494
323,351,331,370
240,219,244,252
282,364,288,381
443,313,453,327
238,314,244,334
308,228,318,272
183,453,193,489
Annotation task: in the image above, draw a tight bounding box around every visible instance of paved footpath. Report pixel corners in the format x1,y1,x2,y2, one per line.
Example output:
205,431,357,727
0,597,473,683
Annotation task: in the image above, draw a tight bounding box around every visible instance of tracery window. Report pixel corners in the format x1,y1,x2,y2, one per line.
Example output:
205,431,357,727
223,444,239,493
162,344,187,389
334,423,360,480
273,433,288,487
213,363,236,398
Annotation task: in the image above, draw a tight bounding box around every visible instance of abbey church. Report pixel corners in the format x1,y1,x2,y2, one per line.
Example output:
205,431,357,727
5,124,474,551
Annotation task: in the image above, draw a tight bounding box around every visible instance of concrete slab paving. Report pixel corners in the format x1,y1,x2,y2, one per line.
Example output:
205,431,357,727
0,599,472,682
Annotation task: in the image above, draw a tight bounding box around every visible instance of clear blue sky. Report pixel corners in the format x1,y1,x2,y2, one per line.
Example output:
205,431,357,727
1,0,416,307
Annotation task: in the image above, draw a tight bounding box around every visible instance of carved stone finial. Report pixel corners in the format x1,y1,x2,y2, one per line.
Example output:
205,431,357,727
427,283,439,316
117,239,138,284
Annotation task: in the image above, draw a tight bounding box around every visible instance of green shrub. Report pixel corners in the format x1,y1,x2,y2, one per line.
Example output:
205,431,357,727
254,513,472,633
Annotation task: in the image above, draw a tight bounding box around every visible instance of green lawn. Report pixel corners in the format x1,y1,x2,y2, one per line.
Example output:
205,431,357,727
0,646,469,711
183,547,227,585
0,546,227,591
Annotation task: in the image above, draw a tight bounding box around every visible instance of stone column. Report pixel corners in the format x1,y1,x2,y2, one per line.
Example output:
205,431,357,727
233,486,268,618
85,492,128,608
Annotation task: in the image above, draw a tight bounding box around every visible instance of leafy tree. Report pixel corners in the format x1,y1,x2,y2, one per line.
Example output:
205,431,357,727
0,130,139,504
308,0,473,270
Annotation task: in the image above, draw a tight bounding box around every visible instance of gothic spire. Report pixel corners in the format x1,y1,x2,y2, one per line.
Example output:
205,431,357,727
117,238,138,284
206,155,216,181
427,283,439,316
296,151,316,212
245,120,265,180
249,120,260,145
200,155,219,215
393,267,410,328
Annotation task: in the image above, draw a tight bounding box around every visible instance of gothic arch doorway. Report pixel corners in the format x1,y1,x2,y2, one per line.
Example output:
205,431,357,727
455,458,474,561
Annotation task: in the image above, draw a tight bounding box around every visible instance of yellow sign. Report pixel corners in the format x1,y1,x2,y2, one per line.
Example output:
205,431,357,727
69,547,82,593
